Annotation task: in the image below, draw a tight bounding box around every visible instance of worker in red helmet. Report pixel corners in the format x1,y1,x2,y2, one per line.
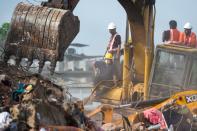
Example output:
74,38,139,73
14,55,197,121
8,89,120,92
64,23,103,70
179,22,197,47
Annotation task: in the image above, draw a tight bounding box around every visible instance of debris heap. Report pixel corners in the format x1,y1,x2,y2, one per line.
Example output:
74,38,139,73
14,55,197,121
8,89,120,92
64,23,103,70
0,62,89,130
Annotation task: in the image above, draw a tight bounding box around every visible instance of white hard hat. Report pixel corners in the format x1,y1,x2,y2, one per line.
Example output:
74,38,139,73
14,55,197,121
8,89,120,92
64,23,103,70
108,22,116,29
184,22,192,29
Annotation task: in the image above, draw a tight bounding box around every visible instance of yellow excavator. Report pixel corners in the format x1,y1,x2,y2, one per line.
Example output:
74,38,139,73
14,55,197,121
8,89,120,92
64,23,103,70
85,0,197,104
82,0,197,130
4,0,197,130
90,0,156,104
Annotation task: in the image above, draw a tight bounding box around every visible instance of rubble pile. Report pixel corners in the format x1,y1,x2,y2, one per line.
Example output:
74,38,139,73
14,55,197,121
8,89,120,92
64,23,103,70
0,62,90,130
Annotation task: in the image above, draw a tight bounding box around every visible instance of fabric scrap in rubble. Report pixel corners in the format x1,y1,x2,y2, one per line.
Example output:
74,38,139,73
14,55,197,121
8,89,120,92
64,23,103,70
143,108,167,129
12,83,25,102
0,112,12,130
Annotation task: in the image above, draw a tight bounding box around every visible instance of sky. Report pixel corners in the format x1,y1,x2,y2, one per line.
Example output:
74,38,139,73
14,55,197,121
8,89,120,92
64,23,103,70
0,0,197,55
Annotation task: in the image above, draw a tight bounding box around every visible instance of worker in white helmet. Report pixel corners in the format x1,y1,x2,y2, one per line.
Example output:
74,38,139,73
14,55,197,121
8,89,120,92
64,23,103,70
179,22,197,47
106,22,122,80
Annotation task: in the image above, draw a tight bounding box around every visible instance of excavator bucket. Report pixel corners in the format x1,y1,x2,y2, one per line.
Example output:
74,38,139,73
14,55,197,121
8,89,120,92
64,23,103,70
4,2,80,74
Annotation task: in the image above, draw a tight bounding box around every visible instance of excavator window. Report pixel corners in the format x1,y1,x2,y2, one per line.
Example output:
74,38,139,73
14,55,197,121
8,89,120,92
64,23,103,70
149,50,187,99
188,58,197,89
153,51,186,86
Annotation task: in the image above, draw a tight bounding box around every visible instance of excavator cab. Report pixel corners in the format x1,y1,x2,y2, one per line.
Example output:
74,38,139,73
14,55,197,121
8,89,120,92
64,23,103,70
149,44,197,99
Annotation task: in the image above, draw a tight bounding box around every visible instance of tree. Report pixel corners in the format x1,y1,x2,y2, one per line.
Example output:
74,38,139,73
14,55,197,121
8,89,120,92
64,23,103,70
0,22,10,42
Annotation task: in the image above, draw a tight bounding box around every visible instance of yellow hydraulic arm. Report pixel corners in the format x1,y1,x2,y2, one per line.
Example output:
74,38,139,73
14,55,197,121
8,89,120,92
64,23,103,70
118,0,155,101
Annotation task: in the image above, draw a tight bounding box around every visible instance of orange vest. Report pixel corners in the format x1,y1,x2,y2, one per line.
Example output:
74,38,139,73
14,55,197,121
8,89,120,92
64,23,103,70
179,32,197,47
108,33,118,50
170,29,180,42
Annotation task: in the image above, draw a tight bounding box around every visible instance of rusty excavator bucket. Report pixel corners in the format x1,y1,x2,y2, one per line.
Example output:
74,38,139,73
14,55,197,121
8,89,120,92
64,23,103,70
4,2,80,74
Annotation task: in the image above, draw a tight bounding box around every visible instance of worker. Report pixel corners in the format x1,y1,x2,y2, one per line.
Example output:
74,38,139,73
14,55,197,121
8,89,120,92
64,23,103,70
162,20,180,44
179,22,197,47
106,22,121,80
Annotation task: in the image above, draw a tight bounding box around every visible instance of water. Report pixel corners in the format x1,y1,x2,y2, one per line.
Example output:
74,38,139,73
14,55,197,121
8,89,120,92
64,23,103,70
28,63,100,109
49,74,93,98
43,72,101,110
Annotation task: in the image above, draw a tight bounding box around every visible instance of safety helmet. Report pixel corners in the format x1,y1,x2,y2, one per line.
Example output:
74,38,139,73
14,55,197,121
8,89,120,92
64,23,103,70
105,52,113,59
184,22,192,29
108,22,116,29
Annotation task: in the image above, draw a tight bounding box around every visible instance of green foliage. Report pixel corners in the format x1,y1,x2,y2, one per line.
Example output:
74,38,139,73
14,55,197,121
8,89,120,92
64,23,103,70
0,22,10,42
